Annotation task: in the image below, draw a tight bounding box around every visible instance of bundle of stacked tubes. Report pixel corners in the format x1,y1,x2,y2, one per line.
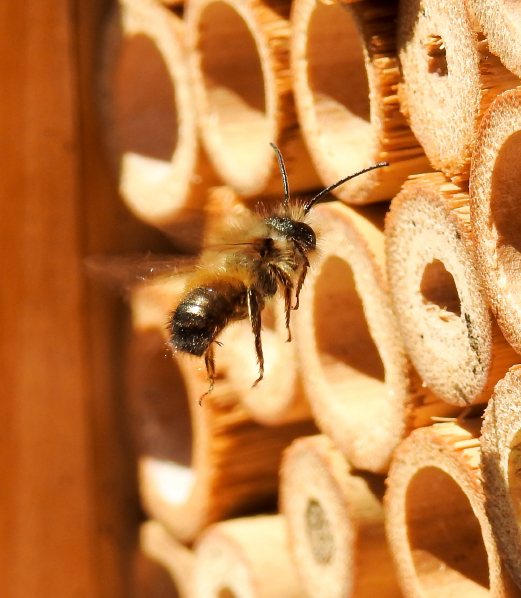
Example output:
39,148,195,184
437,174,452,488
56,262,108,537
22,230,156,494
102,0,521,596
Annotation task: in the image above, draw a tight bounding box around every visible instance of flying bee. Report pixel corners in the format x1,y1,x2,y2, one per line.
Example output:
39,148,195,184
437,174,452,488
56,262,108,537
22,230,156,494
168,144,388,403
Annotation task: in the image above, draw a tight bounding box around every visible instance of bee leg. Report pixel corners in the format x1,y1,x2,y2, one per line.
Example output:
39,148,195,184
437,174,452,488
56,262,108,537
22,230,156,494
247,288,264,387
283,284,292,343
199,343,216,406
270,265,294,342
293,246,310,311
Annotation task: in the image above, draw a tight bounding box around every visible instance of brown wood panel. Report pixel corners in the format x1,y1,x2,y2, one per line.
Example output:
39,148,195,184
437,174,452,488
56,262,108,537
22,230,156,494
0,1,174,596
0,2,102,596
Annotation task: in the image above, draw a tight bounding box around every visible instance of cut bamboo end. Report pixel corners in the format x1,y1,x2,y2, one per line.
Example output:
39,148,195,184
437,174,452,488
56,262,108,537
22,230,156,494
193,515,303,598
471,0,521,80
481,366,521,588
470,88,521,355
293,201,457,473
398,0,519,182
158,0,184,6
222,299,312,425
290,0,429,204
318,0,365,4
203,185,251,245
185,0,320,197
130,277,316,543
139,520,194,598
100,0,216,251
280,435,402,598
385,421,520,598
385,172,519,406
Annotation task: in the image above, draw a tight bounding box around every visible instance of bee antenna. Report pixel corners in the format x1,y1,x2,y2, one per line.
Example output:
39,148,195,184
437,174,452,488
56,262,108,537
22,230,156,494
270,142,290,208
303,162,389,213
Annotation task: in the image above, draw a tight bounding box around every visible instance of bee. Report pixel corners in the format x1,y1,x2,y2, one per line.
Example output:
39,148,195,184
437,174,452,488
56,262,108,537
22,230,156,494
168,144,388,403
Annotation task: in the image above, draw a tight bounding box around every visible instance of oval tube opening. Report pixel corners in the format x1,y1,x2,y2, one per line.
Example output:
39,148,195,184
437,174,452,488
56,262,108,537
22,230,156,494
115,33,178,162
306,3,372,172
406,466,490,597
197,1,270,178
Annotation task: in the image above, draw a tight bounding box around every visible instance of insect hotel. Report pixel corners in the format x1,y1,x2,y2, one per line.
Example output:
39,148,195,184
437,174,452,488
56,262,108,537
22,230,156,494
8,0,521,597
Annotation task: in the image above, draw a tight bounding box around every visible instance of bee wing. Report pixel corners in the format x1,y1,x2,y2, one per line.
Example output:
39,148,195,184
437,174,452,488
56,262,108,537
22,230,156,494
85,253,198,298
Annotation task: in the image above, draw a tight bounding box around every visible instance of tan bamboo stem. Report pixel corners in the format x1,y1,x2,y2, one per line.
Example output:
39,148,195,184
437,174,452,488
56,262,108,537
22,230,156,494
222,299,312,425
280,435,402,598
100,0,216,252
385,422,520,598
158,0,184,6
185,0,320,197
398,0,519,183
129,277,316,543
385,173,519,406
203,185,251,244
319,0,365,4
291,0,429,204
138,520,194,598
471,0,521,80
193,515,303,598
293,201,458,473
481,366,521,589
470,88,521,356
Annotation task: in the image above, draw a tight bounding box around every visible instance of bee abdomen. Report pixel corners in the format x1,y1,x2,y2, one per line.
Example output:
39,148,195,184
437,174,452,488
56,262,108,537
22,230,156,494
169,283,246,356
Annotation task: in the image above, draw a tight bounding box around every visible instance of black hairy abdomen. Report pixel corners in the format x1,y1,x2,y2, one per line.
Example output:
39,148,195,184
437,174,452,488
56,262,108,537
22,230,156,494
169,284,246,356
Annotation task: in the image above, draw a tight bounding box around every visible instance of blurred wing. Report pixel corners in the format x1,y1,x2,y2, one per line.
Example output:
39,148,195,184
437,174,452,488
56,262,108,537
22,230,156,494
85,253,198,297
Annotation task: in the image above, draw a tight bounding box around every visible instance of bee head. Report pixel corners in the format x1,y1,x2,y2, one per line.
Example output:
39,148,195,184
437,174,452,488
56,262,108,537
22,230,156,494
265,216,316,252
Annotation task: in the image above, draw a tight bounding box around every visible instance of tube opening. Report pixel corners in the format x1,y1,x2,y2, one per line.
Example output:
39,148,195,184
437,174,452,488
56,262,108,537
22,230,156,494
306,498,335,565
115,33,178,162
306,3,372,170
420,259,461,317
314,256,385,399
198,1,269,176
491,130,521,299
425,34,448,77
218,589,237,598
406,466,490,597
130,329,194,503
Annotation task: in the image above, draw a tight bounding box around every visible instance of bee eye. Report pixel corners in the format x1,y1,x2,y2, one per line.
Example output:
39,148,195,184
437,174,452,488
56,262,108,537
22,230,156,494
293,222,316,251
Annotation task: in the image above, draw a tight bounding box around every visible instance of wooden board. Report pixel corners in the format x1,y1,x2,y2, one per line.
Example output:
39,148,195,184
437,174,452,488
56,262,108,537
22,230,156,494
0,2,174,596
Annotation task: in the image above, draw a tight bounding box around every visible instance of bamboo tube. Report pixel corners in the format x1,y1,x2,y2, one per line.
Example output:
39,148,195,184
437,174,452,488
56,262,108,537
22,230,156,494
158,0,184,7
137,520,194,598
185,0,320,197
385,173,519,406
319,0,365,4
398,0,519,183
222,300,312,426
129,276,315,543
291,0,429,204
293,201,457,473
481,366,521,589
203,185,251,244
470,88,521,356
471,1,521,80
280,435,402,598
193,515,303,598
100,0,216,252
385,421,520,598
